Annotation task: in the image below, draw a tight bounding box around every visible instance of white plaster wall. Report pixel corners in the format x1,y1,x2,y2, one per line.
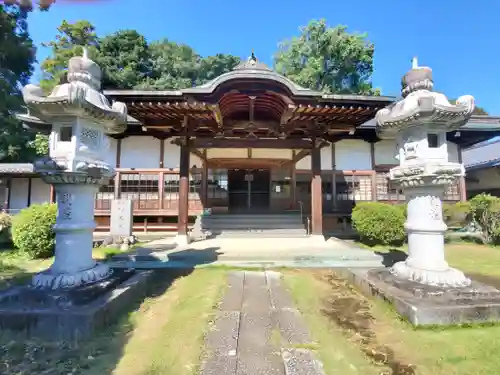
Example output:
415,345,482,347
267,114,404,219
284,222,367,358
102,137,118,168
163,142,180,169
10,178,29,211
374,140,398,166
447,142,460,163
121,136,161,169
295,146,332,170
335,140,372,170
30,178,51,205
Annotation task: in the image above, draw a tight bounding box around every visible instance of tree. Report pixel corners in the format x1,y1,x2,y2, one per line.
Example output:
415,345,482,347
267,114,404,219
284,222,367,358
136,39,240,90
274,19,379,95
98,29,152,89
40,20,99,93
196,53,241,84
0,5,38,162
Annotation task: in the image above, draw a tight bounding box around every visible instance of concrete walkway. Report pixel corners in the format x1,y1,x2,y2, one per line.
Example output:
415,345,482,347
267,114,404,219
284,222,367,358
201,270,325,375
108,236,384,269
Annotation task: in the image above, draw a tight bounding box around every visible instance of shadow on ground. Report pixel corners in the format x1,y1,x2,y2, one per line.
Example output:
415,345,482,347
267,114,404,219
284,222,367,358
0,246,221,375
375,250,408,268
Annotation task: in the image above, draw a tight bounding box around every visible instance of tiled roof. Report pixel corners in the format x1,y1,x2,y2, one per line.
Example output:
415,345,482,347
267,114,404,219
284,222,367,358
463,138,500,169
0,163,35,174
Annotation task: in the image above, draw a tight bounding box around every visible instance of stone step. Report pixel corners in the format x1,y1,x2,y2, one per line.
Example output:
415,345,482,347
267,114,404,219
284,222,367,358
107,259,384,269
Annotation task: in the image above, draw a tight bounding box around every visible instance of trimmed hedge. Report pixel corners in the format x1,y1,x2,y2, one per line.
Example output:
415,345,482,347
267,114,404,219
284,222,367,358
12,203,57,258
351,202,406,246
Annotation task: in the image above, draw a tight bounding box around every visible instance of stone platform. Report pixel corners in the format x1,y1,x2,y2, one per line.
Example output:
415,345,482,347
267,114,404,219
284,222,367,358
0,269,153,341
108,236,384,269
344,268,500,326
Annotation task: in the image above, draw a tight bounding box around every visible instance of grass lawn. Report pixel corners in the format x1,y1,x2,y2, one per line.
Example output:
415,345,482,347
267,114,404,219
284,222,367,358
0,268,227,375
0,245,142,289
282,242,500,375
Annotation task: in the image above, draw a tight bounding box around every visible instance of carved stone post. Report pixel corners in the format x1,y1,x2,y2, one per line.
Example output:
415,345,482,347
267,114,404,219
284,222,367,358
18,49,128,289
376,57,475,287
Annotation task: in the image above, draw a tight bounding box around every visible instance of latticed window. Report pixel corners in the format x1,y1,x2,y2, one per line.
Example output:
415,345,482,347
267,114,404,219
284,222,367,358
189,170,203,201
95,179,114,210
375,172,404,201
120,173,159,200
336,174,373,201
207,169,228,199
444,180,460,201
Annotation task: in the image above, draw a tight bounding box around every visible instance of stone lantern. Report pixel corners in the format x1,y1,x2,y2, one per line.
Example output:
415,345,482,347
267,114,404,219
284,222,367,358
19,49,128,289
375,57,475,288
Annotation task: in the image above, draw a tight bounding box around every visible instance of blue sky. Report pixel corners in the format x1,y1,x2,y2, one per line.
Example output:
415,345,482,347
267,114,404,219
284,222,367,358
27,0,500,114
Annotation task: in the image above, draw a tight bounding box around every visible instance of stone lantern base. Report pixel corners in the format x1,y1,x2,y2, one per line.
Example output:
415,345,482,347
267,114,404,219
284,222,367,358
344,267,500,326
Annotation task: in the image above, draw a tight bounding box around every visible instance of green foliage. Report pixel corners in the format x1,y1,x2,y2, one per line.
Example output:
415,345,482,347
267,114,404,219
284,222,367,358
0,212,12,244
352,202,406,246
39,21,241,91
443,201,471,227
40,20,99,93
469,194,500,245
0,5,40,162
11,203,57,259
98,29,153,89
274,19,379,95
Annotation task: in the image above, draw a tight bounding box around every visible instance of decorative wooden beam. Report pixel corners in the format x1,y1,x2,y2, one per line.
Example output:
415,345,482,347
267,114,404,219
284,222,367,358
281,103,296,125
190,148,207,164
249,96,256,122
212,104,223,128
292,149,311,163
178,138,316,149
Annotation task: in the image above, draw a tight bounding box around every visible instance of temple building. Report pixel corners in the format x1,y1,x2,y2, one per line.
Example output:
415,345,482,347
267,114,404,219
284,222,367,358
5,55,500,235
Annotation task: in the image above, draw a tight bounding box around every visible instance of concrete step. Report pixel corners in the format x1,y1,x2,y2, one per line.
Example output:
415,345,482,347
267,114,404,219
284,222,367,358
213,231,308,238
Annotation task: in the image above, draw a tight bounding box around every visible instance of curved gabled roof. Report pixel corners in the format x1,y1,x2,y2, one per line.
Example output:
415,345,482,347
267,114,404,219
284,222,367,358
182,53,320,97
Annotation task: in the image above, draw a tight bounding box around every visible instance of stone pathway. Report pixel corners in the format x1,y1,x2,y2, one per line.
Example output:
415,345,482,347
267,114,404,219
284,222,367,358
201,271,325,375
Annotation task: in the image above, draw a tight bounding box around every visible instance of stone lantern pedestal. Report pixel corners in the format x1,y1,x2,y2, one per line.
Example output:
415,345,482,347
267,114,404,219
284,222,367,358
0,49,153,341
344,58,500,326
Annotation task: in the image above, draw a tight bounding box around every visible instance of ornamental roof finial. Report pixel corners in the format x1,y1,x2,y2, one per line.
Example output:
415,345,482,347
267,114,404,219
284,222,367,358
412,56,418,70
250,49,257,62
82,47,89,60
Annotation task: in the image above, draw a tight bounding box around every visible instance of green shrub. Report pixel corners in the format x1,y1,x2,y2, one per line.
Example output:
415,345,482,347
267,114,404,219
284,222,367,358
12,203,57,258
0,212,12,244
443,201,471,227
469,194,500,244
351,202,406,246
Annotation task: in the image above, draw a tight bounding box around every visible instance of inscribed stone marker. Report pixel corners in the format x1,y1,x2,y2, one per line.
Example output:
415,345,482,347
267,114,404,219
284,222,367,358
110,199,133,237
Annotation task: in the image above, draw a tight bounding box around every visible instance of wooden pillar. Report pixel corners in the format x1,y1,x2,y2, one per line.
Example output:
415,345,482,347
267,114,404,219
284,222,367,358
159,138,165,168
177,137,190,237
4,178,11,211
201,150,208,209
114,138,122,199
457,145,467,201
291,150,296,209
311,142,323,235
49,184,55,203
370,142,377,201
331,142,337,209
27,177,32,206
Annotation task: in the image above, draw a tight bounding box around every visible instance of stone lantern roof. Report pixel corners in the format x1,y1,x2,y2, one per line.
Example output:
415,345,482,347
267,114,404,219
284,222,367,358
375,57,475,139
19,49,128,135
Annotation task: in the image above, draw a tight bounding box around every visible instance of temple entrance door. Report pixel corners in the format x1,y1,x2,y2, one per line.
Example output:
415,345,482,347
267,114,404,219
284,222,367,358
228,169,270,212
